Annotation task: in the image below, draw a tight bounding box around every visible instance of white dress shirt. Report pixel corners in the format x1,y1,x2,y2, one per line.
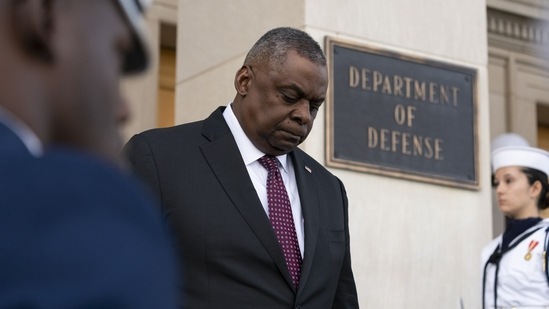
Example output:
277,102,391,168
223,103,305,257
0,106,43,157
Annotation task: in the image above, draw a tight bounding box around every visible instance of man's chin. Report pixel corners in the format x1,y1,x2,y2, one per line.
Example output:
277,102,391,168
268,142,301,156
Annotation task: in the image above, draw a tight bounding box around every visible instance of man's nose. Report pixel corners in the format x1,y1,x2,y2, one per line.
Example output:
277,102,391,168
291,100,313,125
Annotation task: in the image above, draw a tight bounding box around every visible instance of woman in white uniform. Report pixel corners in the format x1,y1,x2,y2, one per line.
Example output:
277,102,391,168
482,144,549,308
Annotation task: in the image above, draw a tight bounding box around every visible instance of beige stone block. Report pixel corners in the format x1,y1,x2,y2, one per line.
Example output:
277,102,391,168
488,58,507,94
487,0,549,20
175,57,242,124
305,0,487,65
177,0,305,83
489,92,507,137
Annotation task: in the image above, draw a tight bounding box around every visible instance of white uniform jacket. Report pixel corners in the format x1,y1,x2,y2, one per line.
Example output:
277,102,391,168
481,218,549,308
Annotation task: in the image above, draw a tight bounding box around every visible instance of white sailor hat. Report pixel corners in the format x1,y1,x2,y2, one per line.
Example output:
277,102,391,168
491,133,529,152
491,145,549,177
116,0,152,74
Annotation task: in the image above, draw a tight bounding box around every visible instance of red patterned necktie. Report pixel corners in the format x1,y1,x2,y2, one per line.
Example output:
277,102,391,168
258,155,302,288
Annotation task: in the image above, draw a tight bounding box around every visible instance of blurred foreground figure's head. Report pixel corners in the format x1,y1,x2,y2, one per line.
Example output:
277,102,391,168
0,0,150,163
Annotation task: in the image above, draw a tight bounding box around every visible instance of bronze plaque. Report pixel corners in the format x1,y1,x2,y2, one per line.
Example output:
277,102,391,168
325,37,479,190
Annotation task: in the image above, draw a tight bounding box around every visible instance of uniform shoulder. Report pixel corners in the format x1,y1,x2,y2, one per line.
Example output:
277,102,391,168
0,149,178,308
17,149,161,221
481,235,501,260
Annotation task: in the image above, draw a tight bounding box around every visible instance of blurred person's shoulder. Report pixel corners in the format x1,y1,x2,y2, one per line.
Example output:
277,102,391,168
43,147,161,216
0,147,178,308
2,146,167,231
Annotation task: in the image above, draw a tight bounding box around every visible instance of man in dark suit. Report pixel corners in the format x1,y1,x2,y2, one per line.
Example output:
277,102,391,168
124,27,359,308
0,0,178,307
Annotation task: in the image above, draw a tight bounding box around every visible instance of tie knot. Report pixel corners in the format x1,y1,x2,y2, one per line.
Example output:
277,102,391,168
258,155,279,172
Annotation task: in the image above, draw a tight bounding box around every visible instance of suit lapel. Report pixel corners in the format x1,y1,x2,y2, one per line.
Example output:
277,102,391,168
199,108,295,290
290,150,320,294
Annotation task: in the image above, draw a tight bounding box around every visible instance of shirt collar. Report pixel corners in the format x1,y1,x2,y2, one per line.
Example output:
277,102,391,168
0,106,43,157
223,103,289,173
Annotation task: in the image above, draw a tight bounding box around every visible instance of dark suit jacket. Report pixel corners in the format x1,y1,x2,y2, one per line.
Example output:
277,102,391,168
123,107,359,308
0,122,179,308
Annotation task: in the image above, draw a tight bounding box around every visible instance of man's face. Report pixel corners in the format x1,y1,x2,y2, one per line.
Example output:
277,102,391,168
237,50,328,156
50,0,135,161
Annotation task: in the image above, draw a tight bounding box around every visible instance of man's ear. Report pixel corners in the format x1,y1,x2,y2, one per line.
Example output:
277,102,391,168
9,0,55,62
234,65,253,96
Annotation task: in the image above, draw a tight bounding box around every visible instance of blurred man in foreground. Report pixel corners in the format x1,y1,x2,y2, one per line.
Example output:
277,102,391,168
0,1,178,307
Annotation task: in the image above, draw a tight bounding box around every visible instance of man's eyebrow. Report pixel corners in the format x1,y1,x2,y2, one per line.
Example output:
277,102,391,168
281,83,305,97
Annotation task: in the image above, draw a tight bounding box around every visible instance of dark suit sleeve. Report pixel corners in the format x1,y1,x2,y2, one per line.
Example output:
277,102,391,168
333,178,360,308
122,134,162,205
